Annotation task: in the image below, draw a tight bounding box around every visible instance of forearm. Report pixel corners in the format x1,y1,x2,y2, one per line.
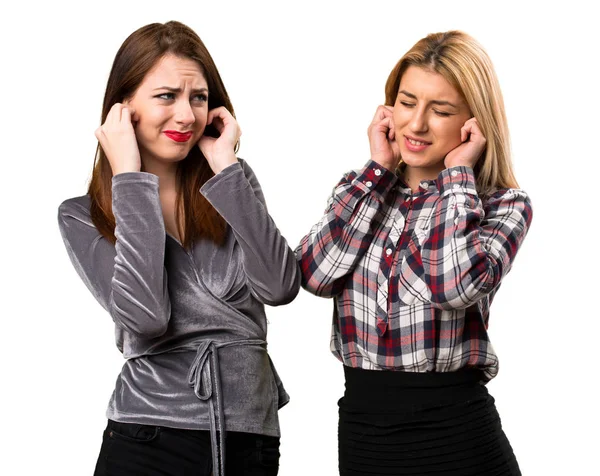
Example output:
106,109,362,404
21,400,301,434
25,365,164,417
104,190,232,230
110,172,171,335
58,173,171,338
421,166,532,309
201,162,300,305
297,160,397,297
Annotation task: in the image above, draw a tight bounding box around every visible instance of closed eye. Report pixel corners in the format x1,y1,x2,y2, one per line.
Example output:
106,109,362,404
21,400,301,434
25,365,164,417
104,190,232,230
399,101,416,108
433,110,452,117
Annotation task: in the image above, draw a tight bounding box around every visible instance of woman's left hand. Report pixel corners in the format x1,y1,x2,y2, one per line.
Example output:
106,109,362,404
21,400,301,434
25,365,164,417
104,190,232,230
444,117,487,170
198,107,241,174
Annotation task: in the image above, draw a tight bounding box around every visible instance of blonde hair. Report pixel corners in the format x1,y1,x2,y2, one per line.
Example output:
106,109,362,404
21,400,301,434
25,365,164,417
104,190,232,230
385,31,518,195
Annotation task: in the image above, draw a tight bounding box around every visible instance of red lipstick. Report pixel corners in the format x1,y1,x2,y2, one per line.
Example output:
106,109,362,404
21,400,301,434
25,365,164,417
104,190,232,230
164,131,193,143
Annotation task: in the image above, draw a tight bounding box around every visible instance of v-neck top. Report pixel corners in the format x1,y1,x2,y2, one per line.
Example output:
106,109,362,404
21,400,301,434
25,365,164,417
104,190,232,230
58,159,300,439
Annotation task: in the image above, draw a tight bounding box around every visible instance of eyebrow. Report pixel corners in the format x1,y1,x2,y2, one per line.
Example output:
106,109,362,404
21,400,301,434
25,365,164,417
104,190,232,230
398,90,458,108
153,86,209,94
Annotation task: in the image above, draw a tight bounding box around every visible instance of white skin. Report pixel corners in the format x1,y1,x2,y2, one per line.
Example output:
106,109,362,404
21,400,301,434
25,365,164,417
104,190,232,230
94,53,241,242
368,66,487,191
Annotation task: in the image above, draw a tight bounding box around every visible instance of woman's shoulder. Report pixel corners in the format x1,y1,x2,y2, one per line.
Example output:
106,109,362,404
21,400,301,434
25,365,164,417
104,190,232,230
58,194,93,225
482,187,533,219
484,184,530,201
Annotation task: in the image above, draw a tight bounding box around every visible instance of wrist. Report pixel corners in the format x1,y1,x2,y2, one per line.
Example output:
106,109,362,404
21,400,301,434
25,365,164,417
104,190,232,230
370,154,398,172
211,154,238,174
445,159,475,170
112,164,141,175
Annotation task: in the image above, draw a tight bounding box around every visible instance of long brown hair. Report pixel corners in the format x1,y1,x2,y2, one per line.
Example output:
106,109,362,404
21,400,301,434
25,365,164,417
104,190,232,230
88,21,233,248
385,31,518,196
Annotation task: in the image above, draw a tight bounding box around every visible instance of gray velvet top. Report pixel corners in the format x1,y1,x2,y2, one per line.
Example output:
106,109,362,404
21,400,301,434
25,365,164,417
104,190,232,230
58,160,300,471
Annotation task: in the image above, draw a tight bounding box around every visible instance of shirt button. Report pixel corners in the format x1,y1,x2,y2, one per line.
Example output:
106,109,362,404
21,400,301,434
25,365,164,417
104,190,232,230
420,181,429,189
385,248,392,256
451,170,459,177
453,184,460,190
366,181,373,187
374,169,382,176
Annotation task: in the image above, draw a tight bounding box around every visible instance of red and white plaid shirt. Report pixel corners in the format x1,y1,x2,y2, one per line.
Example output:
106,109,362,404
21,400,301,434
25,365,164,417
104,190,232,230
296,160,533,381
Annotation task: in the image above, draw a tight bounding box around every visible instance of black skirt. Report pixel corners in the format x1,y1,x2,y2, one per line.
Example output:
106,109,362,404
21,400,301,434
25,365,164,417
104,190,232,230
338,366,521,476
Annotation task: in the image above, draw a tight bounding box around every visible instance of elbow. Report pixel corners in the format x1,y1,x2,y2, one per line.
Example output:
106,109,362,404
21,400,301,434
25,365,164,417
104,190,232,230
296,252,343,298
429,293,480,311
263,288,298,306
110,296,171,338
300,274,341,298
118,312,170,338
133,321,169,339
138,311,170,337
427,276,494,311
425,257,499,311
257,269,301,306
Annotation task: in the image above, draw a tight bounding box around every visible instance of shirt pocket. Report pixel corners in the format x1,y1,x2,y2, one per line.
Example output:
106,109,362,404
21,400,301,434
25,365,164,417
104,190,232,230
106,420,161,443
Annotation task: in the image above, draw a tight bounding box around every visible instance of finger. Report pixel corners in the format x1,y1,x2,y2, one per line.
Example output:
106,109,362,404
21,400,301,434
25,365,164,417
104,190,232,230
381,105,393,113
207,106,232,125
130,109,140,125
371,105,392,125
108,103,123,124
465,118,485,143
377,117,395,141
388,120,395,141
469,118,483,136
461,125,469,142
121,107,133,126
376,117,393,133
209,107,240,141
211,116,225,134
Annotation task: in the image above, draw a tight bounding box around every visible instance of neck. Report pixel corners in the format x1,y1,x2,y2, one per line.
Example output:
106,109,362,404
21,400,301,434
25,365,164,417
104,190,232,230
403,164,444,191
142,156,179,193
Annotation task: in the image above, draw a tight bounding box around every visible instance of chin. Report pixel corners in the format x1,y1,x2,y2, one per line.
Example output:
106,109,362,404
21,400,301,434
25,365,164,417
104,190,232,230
161,145,194,161
401,153,444,169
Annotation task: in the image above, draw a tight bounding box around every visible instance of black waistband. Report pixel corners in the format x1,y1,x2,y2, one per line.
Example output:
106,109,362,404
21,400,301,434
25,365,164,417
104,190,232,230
342,365,486,410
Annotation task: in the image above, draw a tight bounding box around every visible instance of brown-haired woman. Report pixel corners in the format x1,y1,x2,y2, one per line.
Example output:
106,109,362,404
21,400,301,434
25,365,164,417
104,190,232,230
297,31,532,475
58,21,299,476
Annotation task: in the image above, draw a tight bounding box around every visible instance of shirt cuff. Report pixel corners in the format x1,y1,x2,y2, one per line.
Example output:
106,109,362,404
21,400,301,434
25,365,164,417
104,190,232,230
200,161,242,195
351,160,398,199
437,166,477,197
112,171,159,186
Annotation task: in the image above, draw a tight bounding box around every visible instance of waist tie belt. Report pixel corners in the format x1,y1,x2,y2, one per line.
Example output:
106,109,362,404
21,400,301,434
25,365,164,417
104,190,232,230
187,339,267,476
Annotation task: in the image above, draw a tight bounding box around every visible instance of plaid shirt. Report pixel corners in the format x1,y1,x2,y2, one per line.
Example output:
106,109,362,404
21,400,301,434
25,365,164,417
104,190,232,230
296,160,533,381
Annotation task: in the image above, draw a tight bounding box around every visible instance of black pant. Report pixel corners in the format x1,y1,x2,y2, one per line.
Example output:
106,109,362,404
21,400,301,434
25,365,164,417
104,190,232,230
94,420,280,476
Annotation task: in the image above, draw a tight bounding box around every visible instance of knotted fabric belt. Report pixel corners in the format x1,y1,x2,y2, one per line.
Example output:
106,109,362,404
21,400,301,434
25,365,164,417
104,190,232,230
187,339,267,476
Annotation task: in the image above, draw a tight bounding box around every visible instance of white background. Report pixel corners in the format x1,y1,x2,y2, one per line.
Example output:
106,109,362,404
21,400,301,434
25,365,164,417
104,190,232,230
2,1,598,475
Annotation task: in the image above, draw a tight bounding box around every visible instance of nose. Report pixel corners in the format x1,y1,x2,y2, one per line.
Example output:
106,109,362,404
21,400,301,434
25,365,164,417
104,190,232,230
174,100,196,126
409,107,428,133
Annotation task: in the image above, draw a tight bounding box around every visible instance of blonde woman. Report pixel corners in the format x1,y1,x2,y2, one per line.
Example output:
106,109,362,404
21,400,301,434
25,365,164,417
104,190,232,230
297,31,531,475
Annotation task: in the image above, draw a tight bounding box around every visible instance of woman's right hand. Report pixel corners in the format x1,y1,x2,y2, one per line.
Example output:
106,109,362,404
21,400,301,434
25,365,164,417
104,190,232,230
368,105,401,171
95,103,141,175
